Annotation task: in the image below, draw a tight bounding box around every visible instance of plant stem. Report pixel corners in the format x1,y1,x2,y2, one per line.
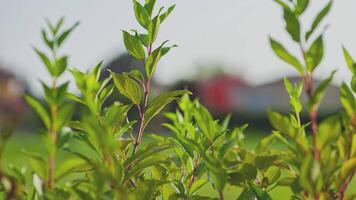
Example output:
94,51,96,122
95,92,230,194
132,78,151,155
124,44,153,185
300,42,320,163
132,43,153,155
47,79,58,189
338,171,354,200
219,190,224,200
187,155,201,193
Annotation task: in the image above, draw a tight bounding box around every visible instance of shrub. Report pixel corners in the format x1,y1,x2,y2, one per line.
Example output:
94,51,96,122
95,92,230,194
0,0,355,199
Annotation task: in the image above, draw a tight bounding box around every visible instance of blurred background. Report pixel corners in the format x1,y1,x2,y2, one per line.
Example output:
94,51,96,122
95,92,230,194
0,0,355,135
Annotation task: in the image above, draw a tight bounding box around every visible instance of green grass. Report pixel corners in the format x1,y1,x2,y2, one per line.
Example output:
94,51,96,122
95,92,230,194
1,131,354,199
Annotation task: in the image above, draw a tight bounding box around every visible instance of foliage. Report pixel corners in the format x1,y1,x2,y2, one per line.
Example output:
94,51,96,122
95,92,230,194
0,0,355,199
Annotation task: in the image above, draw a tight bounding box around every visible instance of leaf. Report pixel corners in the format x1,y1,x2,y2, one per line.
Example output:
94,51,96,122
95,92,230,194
237,189,255,200
23,151,47,179
144,0,157,17
317,114,341,151
273,0,292,11
55,159,90,181
145,42,177,78
306,35,324,72
300,155,323,194
352,75,356,93
127,155,167,178
269,38,304,74
148,15,160,43
267,109,297,138
53,17,65,35
124,145,171,166
240,163,258,180
295,0,309,16
54,102,75,130
159,5,175,23
134,0,150,29
250,184,272,200
189,179,208,195
124,69,144,85
57,22,80,47
340,83,356,118
305,1,332,40
255,155,279,171
111,72,142,105
342,47,356,73
122,30,145,60
277,177,295,186
41,29,54,50
143,90,191,129
265,167,281,186
255,134,276,154
336,158,356,189
53,56,68,77
34,48,55,76
25,95,50,129
308,71,335,111
283,9,301,42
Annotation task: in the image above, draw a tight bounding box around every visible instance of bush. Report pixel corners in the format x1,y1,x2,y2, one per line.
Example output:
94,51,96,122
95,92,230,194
0,0,355,199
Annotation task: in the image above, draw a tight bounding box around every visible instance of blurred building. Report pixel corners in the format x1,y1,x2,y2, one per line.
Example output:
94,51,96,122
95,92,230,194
0,68,26,128
174,74,341,116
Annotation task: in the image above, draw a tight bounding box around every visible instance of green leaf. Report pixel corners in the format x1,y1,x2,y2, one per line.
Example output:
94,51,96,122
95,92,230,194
124,69,144,84
134,0,150,29
240,163,258,180
55,159,90,181
305,1,332,40
53,56,68,77
25,95,50,129
283,9,301,42
143,90,191,129
340,83,356,118
342,47,356,73
237,189,255,200
295,0,309,16
267,109,297,138
41,29,54,50
255,134,276,154
34,48,55,76
317,114,341,151
148,15,160,43
277,177,295,186
336,158,356,189
269,38,304,74
250,184,272,200
122,30,146,60
189,179,208,195
265,167,281,185
57,22,79,47
144,0,157,17
273,0,292,11
23,151,47,179
159,5,175,23
55,102,75,130
306,35,324,72
308,71,335,111
352,75,356,93
300,155,323,195
111,72,142,105
53,17,65,35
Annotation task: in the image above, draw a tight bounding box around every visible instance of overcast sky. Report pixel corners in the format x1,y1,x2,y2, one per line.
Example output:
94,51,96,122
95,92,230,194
0,0,355,94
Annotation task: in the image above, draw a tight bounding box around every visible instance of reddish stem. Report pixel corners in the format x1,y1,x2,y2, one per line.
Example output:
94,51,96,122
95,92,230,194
338,171,355,200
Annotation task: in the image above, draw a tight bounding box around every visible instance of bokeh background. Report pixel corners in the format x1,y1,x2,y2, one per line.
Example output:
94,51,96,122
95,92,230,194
0,0,355,141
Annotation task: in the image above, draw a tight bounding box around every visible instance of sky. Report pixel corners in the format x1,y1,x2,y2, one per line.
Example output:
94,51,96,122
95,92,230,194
0,0,355,94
